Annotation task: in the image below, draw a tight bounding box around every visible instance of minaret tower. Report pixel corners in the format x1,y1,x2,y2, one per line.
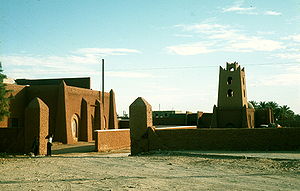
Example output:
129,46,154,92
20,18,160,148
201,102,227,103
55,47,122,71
217,62,248,109
211,62,255,128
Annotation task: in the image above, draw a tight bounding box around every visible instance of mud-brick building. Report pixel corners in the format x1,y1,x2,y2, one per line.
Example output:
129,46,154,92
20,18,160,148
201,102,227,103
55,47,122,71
0,77,118,153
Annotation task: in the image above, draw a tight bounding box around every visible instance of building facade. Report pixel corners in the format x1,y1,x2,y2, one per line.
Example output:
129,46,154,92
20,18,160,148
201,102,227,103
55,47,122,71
0,77,118,153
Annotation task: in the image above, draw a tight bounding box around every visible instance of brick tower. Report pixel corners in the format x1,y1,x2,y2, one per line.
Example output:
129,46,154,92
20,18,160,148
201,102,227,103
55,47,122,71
211,62,255,128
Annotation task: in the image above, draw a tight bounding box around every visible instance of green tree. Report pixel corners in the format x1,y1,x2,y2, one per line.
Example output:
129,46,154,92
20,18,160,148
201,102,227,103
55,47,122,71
265,101,280,120
258,101,267,109
0,62,11,121
250,100,300,127
278,105,294,121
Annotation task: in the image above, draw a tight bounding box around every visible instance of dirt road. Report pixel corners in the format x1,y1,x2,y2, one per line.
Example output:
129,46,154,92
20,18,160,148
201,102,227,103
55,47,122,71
0,143,299,190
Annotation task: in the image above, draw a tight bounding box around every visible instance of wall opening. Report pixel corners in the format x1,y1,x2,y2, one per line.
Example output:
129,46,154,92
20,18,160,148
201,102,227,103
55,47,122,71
103,116,107,130
227,77,232,85
229,67,235,71
227,89,234,97
71,114,79,141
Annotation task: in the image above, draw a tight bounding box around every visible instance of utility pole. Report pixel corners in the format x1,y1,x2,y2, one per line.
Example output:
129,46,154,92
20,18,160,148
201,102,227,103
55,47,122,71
102,59,104,110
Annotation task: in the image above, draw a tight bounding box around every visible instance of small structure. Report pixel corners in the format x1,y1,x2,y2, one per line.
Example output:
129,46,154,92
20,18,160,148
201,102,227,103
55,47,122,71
210,62,255,128
129,97,154,155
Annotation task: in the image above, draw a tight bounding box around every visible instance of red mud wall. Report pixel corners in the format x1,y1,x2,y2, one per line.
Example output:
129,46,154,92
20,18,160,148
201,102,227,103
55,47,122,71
0,84,27,128
0,128,25,153
150,128,300,151
95,129,130,152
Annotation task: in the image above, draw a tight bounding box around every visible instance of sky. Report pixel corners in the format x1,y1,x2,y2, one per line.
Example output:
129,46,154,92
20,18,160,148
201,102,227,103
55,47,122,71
1,0,300,115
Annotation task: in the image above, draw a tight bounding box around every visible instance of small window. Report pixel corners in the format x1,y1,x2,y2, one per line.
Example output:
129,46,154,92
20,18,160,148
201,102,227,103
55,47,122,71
229,67,234,71
227,89,234,97
227,77,232,85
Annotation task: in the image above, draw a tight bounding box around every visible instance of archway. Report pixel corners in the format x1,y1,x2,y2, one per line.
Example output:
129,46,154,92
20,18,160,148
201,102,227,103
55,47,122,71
71,114,79,142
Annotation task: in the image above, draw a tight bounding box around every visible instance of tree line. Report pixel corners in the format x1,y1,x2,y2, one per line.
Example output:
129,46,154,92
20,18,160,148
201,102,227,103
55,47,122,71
249,101,300,127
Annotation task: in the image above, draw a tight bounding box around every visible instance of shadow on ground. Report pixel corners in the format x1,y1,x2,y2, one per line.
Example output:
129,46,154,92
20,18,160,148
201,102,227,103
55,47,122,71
52,142,96,154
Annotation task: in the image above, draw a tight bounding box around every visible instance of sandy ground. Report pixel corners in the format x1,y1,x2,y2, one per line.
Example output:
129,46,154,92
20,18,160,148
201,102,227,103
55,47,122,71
0,142,299,191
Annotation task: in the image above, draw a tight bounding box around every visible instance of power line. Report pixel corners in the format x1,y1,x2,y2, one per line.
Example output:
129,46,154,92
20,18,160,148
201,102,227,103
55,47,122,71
101,61,300,72
5,61,299,74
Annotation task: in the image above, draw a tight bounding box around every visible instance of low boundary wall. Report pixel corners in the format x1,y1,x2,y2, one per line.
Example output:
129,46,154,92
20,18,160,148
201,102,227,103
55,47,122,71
95,129,130,152
129,97,300,155
150,127,300,151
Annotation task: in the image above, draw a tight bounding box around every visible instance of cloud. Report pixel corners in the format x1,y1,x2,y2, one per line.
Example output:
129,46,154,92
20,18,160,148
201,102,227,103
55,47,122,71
173,34,193,38
250,64,300,88
229,37,284,52
256,31,275,35
276,53,300,62
223,6,256,14
175,23,230,35
254,73,300,87
74,48,141,56
167,42,216,55
282,34,300,42
264,11,282,16
169,23,284,55
222,1,282,16
0,47,142,79
222,1,256,15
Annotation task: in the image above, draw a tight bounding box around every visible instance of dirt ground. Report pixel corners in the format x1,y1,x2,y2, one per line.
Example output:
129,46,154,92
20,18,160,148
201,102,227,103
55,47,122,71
0,142,299,191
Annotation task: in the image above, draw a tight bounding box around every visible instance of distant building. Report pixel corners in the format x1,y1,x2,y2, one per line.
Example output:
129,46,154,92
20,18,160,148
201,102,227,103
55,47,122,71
152,110,201,126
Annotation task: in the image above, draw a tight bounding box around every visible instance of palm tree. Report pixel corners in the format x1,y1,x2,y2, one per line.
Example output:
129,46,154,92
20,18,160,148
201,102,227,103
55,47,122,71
279,105,295,126
278,105,294,121
265,101,280,120
258,101,267,109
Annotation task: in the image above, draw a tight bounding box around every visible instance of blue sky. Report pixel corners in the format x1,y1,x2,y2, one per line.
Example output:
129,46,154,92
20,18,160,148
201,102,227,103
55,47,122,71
1,0,300,115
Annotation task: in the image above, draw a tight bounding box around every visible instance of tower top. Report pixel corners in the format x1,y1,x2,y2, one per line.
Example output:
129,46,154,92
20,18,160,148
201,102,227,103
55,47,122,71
222,61,244,72
217,61,248,109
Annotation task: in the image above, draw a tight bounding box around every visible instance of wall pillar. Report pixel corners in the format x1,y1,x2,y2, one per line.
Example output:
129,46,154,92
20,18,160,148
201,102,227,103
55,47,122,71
93,99,104,139
108,89,118,129
55,81,67,143
129,97,153,155
80,98,92,142
24,97,49,155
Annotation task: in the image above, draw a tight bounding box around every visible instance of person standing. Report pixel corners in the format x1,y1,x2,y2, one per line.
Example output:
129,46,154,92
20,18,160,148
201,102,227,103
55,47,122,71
46,134,53,156
32,136,39,156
